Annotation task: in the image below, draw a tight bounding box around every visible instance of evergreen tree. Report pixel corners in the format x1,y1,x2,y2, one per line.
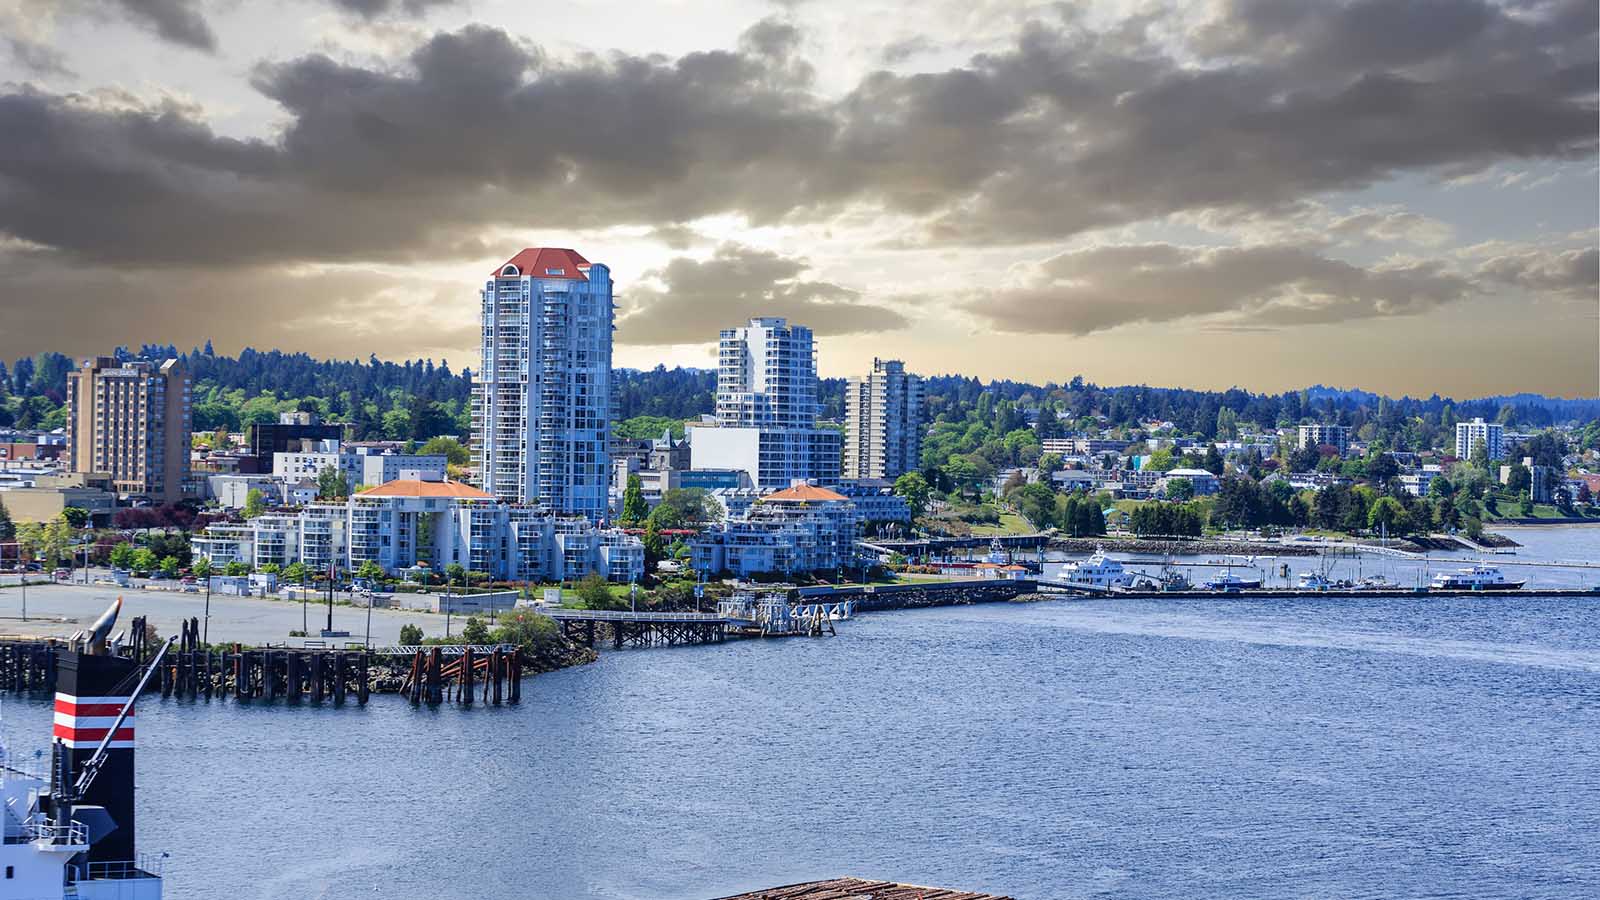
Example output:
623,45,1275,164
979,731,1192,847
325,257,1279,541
621,474,648,525
0,498,13,542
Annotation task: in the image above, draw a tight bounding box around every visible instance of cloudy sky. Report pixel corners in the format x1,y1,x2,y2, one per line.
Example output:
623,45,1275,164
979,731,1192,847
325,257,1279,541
0,0,1595,397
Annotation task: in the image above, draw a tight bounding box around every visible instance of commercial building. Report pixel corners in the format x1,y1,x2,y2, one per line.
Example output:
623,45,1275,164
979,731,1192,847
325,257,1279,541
248,412,344,474
194,474,643,583
1456,418,1505,461
473,248,613,517
1040,437,1134,457
690,483,859,579
272,445,447,490
843,358,923,480
691,318,842,490
1158,468,1220,496
1297,424,1349,456
0,472,117,525
65,356,192,502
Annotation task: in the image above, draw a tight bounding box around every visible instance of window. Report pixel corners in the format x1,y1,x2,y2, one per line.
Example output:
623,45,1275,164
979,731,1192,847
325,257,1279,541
545,268,565,275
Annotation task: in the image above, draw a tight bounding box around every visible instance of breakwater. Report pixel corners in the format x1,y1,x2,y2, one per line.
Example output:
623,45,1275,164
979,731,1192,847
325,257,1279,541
796,579,1039,611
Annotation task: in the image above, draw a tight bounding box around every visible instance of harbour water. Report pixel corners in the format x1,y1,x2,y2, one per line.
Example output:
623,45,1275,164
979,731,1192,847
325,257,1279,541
4,530,1599,899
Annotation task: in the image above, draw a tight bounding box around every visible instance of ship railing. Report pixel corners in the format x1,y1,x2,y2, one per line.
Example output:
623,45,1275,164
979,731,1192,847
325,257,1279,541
23,818,88,846
70,855,164,882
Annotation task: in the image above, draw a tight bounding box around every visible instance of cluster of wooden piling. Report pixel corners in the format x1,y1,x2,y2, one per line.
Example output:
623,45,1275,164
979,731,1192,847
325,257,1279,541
0,640,56,692
402,646,520,705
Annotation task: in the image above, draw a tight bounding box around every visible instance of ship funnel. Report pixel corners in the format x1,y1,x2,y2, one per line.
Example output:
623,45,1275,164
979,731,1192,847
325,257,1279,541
84,596,122,655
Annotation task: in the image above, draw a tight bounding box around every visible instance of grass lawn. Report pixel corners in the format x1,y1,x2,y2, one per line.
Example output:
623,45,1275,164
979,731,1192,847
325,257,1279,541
969,512,1036,536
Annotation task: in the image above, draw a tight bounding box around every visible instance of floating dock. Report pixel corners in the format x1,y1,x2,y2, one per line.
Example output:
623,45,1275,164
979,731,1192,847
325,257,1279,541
714,877,1015,900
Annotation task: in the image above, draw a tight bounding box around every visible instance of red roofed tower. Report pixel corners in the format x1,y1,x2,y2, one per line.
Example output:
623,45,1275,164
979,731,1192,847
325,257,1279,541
474,249,614,518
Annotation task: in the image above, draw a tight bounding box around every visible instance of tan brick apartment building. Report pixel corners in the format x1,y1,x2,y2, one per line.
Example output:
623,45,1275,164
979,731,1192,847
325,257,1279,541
65,356,192,503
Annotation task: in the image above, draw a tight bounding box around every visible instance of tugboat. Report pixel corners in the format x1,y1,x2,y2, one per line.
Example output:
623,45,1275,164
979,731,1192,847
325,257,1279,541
1430,564,1526,591
0,597,169,899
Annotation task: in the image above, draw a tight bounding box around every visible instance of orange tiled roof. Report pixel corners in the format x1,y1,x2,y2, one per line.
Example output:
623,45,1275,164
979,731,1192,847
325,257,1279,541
355,479,494,500
494,248,591,280
763,484,849,503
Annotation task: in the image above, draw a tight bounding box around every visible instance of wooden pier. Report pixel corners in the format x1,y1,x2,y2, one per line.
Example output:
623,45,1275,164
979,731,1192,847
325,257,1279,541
0,618,524,707
543,608,730,649
152,616,373,705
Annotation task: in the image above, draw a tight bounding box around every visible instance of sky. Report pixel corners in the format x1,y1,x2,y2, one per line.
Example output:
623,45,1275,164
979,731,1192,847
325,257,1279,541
0,0,1596,399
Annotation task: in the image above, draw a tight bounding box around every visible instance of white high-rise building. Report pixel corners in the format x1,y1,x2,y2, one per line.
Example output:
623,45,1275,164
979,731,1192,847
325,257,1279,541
1455,417,1505,461
716,317,819,428
844,358,923,480
692,317,841,489
473,248,613,518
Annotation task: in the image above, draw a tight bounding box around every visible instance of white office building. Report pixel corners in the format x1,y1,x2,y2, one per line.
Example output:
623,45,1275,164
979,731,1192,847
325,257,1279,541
692,317,842,490
473,248,613,518
1455,418,1505,461
844,358,923,480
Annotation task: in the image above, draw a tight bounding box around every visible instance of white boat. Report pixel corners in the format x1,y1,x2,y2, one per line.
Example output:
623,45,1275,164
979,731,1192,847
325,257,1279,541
1,598,166,899
1296,572,1333,590
1058,548,1136,590
1430,564,1526,591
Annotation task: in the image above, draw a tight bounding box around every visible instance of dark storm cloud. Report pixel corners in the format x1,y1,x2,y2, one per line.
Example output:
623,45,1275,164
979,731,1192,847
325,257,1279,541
617,243,908,345
0,2,1594,267
960,243,1473,335
0,247,476,362
329,0,462,19
112,0,218,52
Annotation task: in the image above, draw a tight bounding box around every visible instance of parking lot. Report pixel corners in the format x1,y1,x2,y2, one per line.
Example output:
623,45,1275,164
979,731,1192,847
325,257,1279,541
0,578,475,647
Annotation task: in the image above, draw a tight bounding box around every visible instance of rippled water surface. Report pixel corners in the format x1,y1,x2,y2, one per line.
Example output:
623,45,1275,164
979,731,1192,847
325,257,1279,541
7,587,1600,898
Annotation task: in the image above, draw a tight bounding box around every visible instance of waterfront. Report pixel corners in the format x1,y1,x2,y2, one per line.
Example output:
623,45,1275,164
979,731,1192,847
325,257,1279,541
5,584,1600,899
1045,523,1600,592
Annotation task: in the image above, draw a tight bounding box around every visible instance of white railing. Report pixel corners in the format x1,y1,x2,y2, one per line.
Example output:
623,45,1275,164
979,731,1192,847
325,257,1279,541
25,818,87,846
369,643,519,656
540,608,727,622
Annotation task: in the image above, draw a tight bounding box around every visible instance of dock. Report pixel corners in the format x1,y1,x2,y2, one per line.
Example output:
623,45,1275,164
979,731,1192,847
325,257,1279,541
1033,582,1600,600
542,608,731,648
713,877,1015,900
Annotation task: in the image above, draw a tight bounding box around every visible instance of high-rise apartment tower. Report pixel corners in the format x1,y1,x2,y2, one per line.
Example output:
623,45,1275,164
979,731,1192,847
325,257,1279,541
473,248,613,518
693,317,841,489
844,358,923,480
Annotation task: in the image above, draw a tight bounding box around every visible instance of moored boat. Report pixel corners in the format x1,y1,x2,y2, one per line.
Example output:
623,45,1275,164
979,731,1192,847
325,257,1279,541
1430,564,1526,591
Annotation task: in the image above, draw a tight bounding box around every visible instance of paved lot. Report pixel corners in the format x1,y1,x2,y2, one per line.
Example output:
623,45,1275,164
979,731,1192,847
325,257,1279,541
0,581,473,647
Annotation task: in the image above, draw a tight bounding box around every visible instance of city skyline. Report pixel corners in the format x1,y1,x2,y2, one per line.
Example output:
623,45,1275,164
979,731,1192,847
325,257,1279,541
0,0,1596,398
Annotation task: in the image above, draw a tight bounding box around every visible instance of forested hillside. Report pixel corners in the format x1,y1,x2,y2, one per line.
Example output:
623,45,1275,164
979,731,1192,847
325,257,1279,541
2,346,1595,445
